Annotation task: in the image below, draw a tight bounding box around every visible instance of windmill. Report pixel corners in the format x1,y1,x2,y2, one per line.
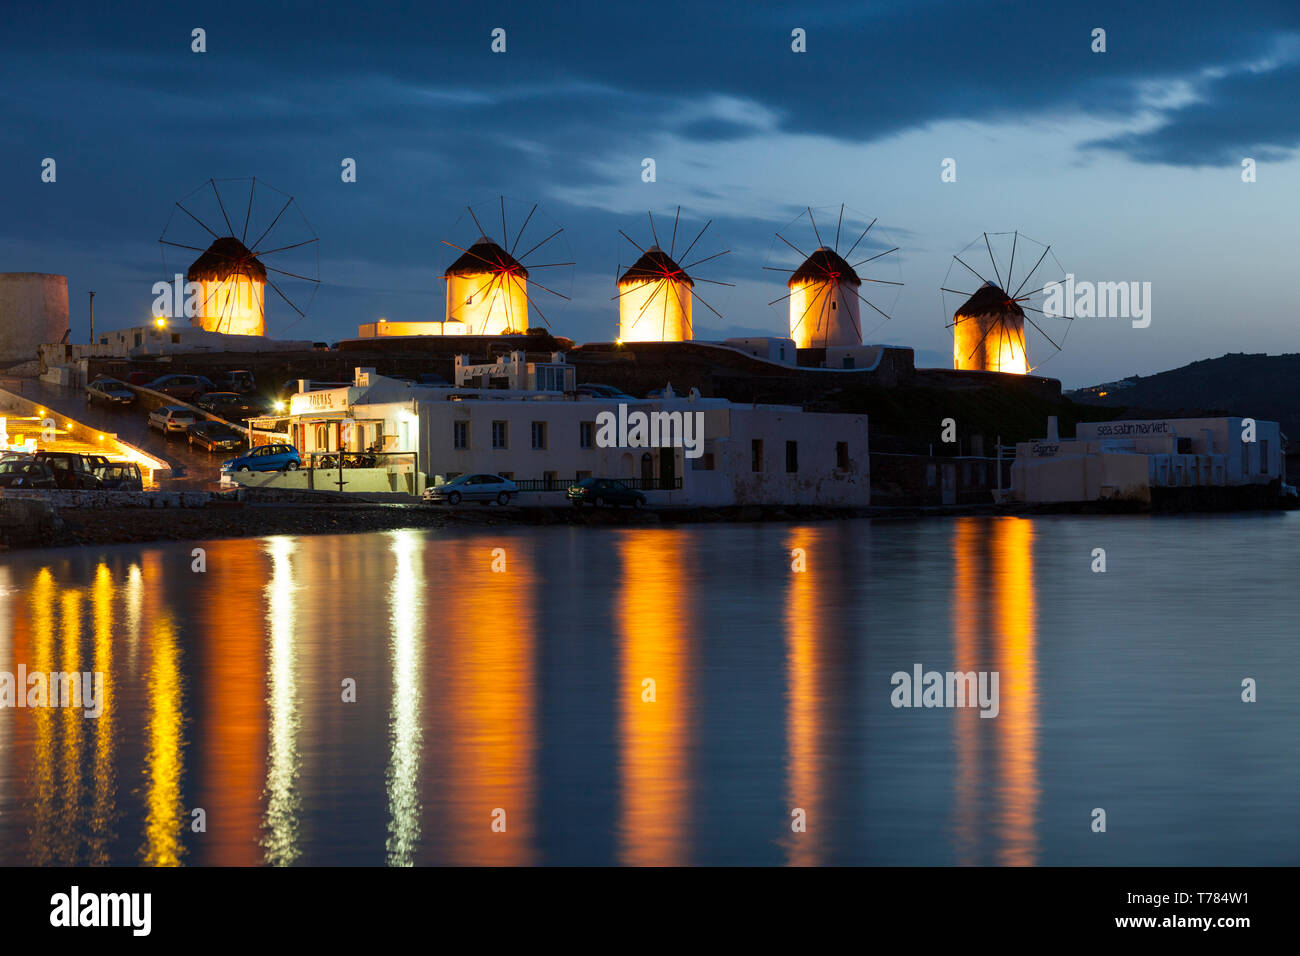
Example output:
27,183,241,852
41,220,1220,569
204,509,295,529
158,178,320,336
941,232,1070,374
765,205,903,349
440,197,574,335
614,207,732,342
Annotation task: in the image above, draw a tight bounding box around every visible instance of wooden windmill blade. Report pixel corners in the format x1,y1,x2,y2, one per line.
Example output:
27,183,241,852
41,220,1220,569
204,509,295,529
614,209,730,344
441,197,575,335
941,231,1071,374
159,177,320,339
770,205,903,350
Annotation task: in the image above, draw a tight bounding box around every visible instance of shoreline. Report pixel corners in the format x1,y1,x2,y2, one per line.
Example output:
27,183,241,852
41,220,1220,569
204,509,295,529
3,493,1293,552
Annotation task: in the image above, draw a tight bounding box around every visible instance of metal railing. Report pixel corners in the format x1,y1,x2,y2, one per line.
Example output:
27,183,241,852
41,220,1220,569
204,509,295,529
511,475,683,492
305,451,416,470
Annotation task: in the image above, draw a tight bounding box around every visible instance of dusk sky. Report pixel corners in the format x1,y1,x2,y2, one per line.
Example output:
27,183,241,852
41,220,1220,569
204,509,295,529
4,1,1298,388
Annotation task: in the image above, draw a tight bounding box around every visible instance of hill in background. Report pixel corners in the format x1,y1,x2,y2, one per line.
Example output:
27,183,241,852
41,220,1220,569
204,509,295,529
1069,353,1300,438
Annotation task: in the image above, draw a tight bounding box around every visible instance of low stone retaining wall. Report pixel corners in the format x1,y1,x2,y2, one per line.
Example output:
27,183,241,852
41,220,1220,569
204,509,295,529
0,496,61,547
0,489,213,508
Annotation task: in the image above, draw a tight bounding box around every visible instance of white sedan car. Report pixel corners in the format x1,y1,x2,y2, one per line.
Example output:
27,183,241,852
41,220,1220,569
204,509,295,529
423,473,518,506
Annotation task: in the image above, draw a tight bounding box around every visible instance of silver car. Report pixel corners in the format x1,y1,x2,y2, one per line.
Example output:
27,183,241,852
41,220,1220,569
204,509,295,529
148,405,197,436
423,473,518,506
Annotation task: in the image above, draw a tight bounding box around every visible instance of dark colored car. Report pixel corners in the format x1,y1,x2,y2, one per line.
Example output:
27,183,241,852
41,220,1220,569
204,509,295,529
567,477,646,508
97,462,144,491
33,452,104,490
189,421,245,453
195,391,268,421
576,383,634,400
211,369,256,394
85,377,136,406
0,459,57,489
146,374,212,402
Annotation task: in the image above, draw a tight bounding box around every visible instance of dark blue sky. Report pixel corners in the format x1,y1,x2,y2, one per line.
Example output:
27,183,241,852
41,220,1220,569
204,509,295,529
3,1,1298,386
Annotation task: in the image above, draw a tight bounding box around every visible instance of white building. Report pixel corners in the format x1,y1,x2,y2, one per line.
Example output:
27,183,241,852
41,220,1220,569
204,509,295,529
267,362,870,507
1011,416,1283,504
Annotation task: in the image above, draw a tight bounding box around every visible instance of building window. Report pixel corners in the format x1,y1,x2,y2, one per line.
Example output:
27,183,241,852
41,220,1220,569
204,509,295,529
1260,439,1269,474
492,421,508,449
786,440,798,473
842,356,855,369
531,421,547,450
691,453,715,471
925,464,936,488
544,470,558,490
836,442,849,470
831,299,837,310
580,421,594,449
751,439,763,472
465,295,473,305
576,470,592,481
453,421,469,450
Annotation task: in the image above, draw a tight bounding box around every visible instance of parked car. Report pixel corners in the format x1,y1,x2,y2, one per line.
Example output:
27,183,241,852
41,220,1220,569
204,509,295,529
84,454,111,473
148,406,198,436
422,473,518,506
195,391,268,421
221,443,301,474
0,459,57,489
211,369,256,394
146,374,212,402
85,376,136,406
567,477,647,508
189,421,245,453
576,383,634,400
32,452,103,490
96,461,144,491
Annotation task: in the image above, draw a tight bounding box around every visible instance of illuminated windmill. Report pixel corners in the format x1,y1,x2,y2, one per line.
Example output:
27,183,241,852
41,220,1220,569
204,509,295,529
614,208,731,342
159,178,319,336
765,206,903,349
941,232,1070,374
441,197,574,335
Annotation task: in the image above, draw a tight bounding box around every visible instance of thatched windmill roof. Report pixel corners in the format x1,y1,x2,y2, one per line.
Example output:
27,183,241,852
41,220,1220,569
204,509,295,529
788,247,860,287
187,237,267,282
955,281,1023,319
618,246,693,286
444,237,529,278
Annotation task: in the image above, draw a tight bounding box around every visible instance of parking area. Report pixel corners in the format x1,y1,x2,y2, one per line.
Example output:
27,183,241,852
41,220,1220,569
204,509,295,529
10,378,231,490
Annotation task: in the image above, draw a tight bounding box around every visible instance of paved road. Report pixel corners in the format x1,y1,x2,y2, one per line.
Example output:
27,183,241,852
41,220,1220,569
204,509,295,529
18,378,227,490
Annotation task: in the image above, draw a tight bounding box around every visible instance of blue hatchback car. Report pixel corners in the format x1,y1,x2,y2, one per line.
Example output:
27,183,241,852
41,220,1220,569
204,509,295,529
221,442,301,474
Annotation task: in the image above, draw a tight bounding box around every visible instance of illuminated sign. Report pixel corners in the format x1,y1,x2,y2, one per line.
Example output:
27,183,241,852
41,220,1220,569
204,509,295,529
290,389,349,415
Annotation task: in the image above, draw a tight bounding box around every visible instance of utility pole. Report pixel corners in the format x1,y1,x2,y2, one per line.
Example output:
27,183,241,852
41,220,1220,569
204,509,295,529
88,291,95,345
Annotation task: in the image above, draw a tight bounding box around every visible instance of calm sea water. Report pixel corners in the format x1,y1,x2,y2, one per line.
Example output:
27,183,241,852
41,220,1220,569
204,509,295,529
1,515,1297,866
